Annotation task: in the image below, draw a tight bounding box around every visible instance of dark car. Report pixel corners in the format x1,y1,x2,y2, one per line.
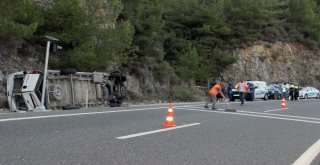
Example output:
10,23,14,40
267,84,282,99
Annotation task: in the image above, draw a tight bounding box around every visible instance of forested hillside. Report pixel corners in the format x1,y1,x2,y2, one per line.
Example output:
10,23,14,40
1,0,320,101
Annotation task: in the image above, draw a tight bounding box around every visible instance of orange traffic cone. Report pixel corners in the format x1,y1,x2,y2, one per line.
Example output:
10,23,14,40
280,98,288,109
163,103,176,127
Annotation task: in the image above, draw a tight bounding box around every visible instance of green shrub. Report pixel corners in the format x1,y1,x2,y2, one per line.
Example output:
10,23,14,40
153,61,172,83
168,85,200,102
0,0,41,42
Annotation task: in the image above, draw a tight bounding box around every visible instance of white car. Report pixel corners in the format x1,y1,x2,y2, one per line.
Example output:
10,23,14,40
298,87,320,99
230,81,268,101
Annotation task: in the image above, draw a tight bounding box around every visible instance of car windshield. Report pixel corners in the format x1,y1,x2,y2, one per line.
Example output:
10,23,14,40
299,88,306,91
267,85,275,90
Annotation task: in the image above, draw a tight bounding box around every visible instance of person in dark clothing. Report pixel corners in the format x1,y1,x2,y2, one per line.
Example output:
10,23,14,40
289,82,294,101
249,82,255,101
208,79,216,89
294,83,299,100
218,84,226,102
227,81,233,100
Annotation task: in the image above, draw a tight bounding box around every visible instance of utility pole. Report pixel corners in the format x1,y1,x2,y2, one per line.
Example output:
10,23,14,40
36,36,59,110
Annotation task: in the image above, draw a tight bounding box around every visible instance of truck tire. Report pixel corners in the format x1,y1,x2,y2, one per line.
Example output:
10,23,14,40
102,86,110,101
110,71,121,77
62,105,81,110
60,69,77,75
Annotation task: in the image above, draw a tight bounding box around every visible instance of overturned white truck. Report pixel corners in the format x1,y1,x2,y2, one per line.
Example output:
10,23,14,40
6,69,126,111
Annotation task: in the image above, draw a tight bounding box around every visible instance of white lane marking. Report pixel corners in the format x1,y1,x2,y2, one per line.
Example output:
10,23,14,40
175,107,320,124
0,107,166,122
238,111,320,121
293,138,320,165
128,100,277,108
116,123,200,139
128,98,318,108
129,102,204,107
175,100,278,107
264,108,288,112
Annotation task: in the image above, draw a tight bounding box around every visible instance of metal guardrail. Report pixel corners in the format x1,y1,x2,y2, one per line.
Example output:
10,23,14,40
194,86,207,90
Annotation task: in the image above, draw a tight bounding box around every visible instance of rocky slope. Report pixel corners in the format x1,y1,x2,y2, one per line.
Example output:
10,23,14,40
222,41,320,88
1,41,320,109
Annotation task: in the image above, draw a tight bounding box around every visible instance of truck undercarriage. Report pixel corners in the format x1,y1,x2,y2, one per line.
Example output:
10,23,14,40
6,69,126,112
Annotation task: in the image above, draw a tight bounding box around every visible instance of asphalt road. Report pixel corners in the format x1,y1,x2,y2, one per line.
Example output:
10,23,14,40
0,99,319,165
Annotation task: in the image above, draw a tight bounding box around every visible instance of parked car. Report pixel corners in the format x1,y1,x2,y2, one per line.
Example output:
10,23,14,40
298,87,320,99
267,84,282,99
6,69,126,112
230,81,268,101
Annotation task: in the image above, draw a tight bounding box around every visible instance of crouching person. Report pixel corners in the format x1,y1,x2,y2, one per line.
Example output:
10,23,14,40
204,80,226,110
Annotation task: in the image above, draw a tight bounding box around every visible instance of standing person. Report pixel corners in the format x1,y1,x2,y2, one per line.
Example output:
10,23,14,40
282,82,287,99
237,80,247,105
249,82,255,101
204,80,226,110
286,82,290,98
227,81,233,101
218,85,226,102
274,82,279,100
289,82,294,100
208,78,216,90
294,83,299,100
246,82,251,100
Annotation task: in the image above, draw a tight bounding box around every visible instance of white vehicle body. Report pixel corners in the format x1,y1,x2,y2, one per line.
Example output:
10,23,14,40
298,87,320,99
6,70,126,112
231,81,268,101
247,81,269,100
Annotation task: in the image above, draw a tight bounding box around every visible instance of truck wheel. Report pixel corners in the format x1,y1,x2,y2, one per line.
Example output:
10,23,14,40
49,84,64,101
60,69,77,75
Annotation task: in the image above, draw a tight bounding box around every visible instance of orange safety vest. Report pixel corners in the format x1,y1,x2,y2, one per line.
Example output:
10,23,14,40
237,82,247,92
209,84,221,96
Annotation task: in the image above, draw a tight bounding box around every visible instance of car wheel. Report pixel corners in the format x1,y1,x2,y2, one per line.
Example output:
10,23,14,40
304,94,308,99
316,94,320,99
264,94,268,100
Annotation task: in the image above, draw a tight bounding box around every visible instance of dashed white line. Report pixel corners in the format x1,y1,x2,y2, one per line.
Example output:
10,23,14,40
264,108,288,112
293,138,320,165
116,123,201,139
238,110,320,121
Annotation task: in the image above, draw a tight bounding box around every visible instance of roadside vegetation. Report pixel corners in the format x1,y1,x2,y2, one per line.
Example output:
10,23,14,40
1,0,320,101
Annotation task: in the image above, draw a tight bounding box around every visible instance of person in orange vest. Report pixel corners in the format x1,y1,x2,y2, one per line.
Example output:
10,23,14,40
237,80,247,105
204,79,226,110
